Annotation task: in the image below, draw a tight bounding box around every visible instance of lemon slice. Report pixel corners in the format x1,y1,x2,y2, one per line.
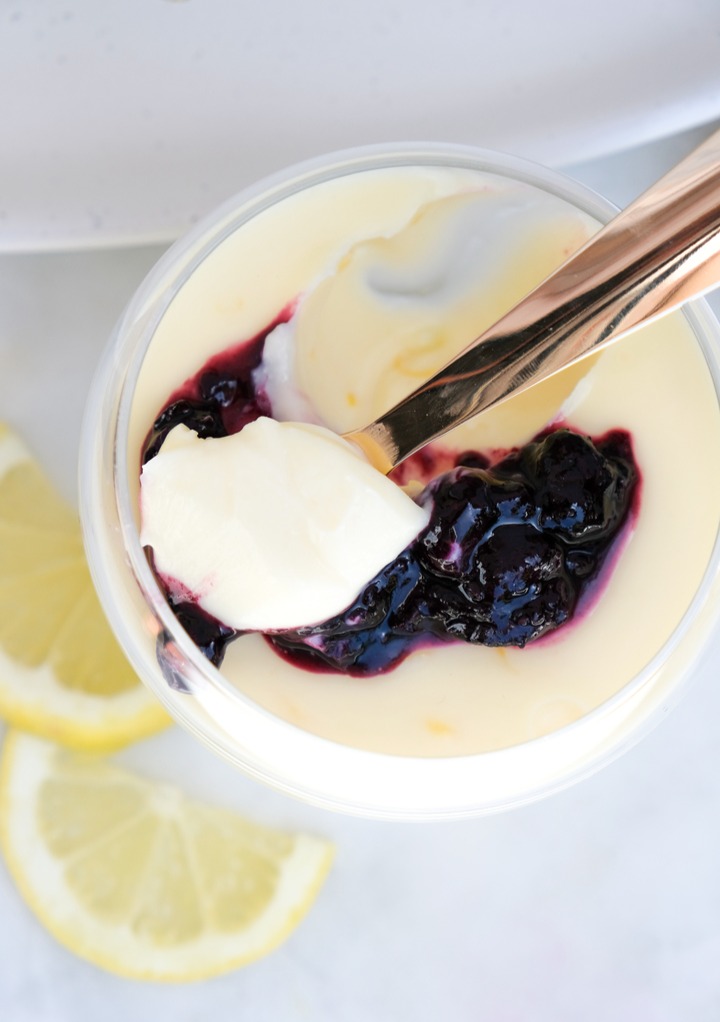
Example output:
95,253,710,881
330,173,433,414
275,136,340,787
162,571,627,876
0,731,334,980
0,423,168,749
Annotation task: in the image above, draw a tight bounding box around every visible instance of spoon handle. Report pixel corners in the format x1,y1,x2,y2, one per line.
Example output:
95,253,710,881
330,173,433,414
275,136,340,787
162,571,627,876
346,127,720,473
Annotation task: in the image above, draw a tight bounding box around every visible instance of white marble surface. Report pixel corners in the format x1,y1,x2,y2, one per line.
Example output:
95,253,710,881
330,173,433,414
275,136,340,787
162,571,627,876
2,124,720,1019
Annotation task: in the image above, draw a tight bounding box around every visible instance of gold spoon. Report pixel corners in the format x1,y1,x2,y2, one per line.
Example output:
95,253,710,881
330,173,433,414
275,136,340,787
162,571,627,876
345,127,720,473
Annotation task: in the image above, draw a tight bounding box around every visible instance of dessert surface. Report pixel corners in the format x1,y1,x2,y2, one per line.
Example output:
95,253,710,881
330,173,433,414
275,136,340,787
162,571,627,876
132,167,720,756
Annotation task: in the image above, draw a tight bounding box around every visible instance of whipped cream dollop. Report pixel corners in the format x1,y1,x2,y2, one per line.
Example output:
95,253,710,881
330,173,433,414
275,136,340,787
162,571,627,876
140,418,429,631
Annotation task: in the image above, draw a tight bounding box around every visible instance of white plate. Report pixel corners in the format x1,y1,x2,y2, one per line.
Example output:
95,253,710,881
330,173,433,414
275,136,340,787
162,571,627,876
3,0,720,251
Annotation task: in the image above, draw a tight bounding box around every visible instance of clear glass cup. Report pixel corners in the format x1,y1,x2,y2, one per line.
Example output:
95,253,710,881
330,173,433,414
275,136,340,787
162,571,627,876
80,142,720,820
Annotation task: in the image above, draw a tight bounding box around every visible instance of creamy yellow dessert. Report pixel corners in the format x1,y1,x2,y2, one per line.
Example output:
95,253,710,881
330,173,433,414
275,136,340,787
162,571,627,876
130,165,720,759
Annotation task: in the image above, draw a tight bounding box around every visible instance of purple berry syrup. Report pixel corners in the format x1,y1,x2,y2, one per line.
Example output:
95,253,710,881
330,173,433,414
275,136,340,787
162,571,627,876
143,320,640,679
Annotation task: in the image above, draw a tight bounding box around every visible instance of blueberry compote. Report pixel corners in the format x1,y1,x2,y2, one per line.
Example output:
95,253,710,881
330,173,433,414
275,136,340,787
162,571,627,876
142,309,289,463
268,429,638,674
143,325,639,679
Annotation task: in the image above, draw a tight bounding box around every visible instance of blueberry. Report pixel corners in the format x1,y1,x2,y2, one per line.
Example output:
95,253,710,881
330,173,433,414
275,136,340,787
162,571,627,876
454,450,490,470
199,370,243,406
269,552,428,675
517,429,632,543
420,525,575,646
418,468,535,577
143,399,227,463
169,600,236,667
464,525,575,645
141,327,276,465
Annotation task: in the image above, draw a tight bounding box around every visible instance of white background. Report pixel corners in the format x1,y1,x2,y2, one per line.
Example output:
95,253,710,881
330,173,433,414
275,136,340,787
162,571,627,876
3,3,720,1019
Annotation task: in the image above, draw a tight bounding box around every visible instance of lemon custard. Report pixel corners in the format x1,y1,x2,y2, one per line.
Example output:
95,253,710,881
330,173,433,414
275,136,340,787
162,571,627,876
129,164,720,759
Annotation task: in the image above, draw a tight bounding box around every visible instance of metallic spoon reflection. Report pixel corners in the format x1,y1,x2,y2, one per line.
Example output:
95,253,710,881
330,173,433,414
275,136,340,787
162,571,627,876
345,127,720,473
